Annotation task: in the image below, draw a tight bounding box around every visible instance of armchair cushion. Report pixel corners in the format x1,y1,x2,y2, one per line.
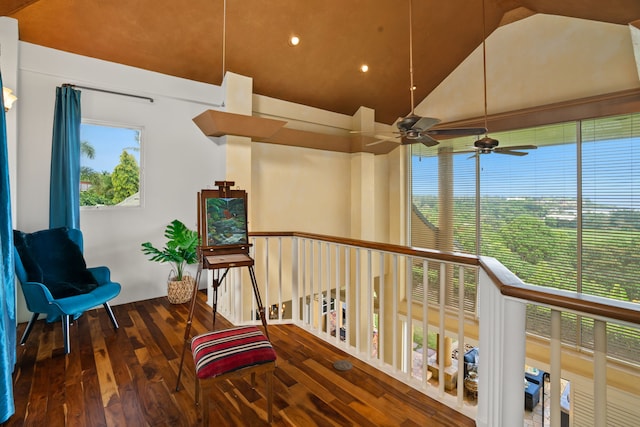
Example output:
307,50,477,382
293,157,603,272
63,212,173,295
13,228,98,299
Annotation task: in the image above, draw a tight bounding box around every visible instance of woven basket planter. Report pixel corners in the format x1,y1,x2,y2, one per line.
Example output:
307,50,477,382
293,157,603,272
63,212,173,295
167,274,195,304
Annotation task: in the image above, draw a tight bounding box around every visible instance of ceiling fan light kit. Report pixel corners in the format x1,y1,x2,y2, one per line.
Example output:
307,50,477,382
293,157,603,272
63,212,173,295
474,136,499,154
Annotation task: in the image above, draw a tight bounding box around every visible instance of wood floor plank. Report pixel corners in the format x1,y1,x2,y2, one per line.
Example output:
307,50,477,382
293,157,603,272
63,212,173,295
113,311,165,426
302,358,377,407
27,356,52,426
81,366,107,426
64,381,87,427
323,397,376,427
135,302,179,362
277,383,344,427
103,402,128,427
45,355,67,427
8,340,36,427
7,292,475,427
278,359,347,405
117,383,150,427
375,391,436,424
36,321,54,361
88,313,120,409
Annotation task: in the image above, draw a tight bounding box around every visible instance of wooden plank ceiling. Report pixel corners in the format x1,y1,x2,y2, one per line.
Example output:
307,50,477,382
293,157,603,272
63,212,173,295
3,0,640,127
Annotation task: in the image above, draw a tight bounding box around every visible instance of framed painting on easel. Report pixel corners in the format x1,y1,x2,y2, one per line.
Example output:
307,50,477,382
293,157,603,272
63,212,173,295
197,181,249,253
203,195,247,247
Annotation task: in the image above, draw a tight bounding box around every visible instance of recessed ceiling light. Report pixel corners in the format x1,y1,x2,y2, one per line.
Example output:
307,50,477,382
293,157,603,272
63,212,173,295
289,35,300,46
360,64,369,73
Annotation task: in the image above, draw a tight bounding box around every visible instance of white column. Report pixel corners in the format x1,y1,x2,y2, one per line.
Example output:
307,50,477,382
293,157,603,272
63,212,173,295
477,267,527,427
350,105,377,242
212,72,254,322
221,71,253,205
593,319,607,427
350,151,375,241
550,310,562,426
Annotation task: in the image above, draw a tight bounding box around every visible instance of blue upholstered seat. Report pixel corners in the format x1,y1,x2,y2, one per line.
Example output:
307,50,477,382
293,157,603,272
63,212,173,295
13,227,121,354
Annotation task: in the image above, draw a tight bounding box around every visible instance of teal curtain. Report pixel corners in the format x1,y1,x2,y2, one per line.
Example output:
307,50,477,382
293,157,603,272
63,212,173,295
0,72,16,423
49,86,81,229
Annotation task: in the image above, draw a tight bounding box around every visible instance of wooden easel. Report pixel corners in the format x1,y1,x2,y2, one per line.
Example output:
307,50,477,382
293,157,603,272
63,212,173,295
175,181,269,391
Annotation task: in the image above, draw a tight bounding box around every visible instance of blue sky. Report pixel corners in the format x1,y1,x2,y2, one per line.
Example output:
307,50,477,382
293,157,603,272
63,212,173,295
412,138,640,209
80,123,140,173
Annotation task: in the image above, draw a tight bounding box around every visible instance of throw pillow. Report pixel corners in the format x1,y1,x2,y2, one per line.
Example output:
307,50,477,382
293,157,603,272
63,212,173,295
14,227,98,299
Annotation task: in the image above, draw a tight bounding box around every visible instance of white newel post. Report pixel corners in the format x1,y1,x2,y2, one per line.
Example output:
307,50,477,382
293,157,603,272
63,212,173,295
477,266,527,427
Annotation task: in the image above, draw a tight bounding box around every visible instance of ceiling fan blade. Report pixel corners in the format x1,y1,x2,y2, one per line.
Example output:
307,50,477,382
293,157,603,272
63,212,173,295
503,144,537,151
416,134,440,147
411,116,441,131
494,149,529,156
426,127,487,136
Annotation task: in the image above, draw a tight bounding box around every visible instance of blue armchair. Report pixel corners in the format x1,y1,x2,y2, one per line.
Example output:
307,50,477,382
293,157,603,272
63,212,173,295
13,227,121,354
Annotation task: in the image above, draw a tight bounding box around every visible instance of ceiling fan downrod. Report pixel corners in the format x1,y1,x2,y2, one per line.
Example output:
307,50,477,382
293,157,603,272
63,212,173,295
409,0,416,116
480,0,493,144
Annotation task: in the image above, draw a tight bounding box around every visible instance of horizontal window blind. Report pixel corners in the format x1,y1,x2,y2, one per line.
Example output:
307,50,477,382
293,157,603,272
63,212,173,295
411,144,477,310
581,113,640,359
410,114,640,364
479,123,577,291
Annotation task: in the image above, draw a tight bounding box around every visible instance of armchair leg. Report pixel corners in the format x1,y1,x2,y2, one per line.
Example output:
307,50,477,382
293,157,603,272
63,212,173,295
103,302,119,329
62,314,71,354
20,312,40,345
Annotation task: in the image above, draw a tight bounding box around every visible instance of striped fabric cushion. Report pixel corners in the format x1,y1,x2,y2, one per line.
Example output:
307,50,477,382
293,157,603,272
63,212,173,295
191,326,276,379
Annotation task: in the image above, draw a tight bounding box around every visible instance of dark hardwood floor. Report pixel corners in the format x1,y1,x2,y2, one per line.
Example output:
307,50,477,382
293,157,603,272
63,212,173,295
5,291,475,426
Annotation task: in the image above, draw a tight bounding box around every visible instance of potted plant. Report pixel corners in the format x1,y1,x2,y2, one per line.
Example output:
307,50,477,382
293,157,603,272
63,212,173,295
141,219,200,304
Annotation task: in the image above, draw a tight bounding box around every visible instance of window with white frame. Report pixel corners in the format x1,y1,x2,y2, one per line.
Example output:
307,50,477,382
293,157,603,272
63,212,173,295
79,121,142,207
410,112,640,363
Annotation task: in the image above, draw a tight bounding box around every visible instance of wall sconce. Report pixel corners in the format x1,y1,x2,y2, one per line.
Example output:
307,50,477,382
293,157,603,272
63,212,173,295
3,87,17,112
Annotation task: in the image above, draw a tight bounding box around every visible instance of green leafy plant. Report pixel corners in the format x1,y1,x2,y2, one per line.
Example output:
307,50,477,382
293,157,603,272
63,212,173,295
141,219,199,281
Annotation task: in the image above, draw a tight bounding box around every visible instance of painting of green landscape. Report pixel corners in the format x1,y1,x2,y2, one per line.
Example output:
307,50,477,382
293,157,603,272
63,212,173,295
204,197,248,247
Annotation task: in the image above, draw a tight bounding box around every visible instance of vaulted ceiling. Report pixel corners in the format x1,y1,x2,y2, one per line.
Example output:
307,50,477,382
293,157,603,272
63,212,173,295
3,0,640,125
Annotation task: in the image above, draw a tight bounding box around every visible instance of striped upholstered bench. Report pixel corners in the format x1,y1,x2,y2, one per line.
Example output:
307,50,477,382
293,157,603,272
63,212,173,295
191,325,277,423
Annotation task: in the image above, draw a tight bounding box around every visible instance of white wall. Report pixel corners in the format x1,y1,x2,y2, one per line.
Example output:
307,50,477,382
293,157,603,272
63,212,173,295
251,142,352,235
14,41,226,319
250,94,398,243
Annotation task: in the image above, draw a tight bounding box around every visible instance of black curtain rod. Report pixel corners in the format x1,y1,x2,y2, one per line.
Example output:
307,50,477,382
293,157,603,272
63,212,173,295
62,83,154,103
